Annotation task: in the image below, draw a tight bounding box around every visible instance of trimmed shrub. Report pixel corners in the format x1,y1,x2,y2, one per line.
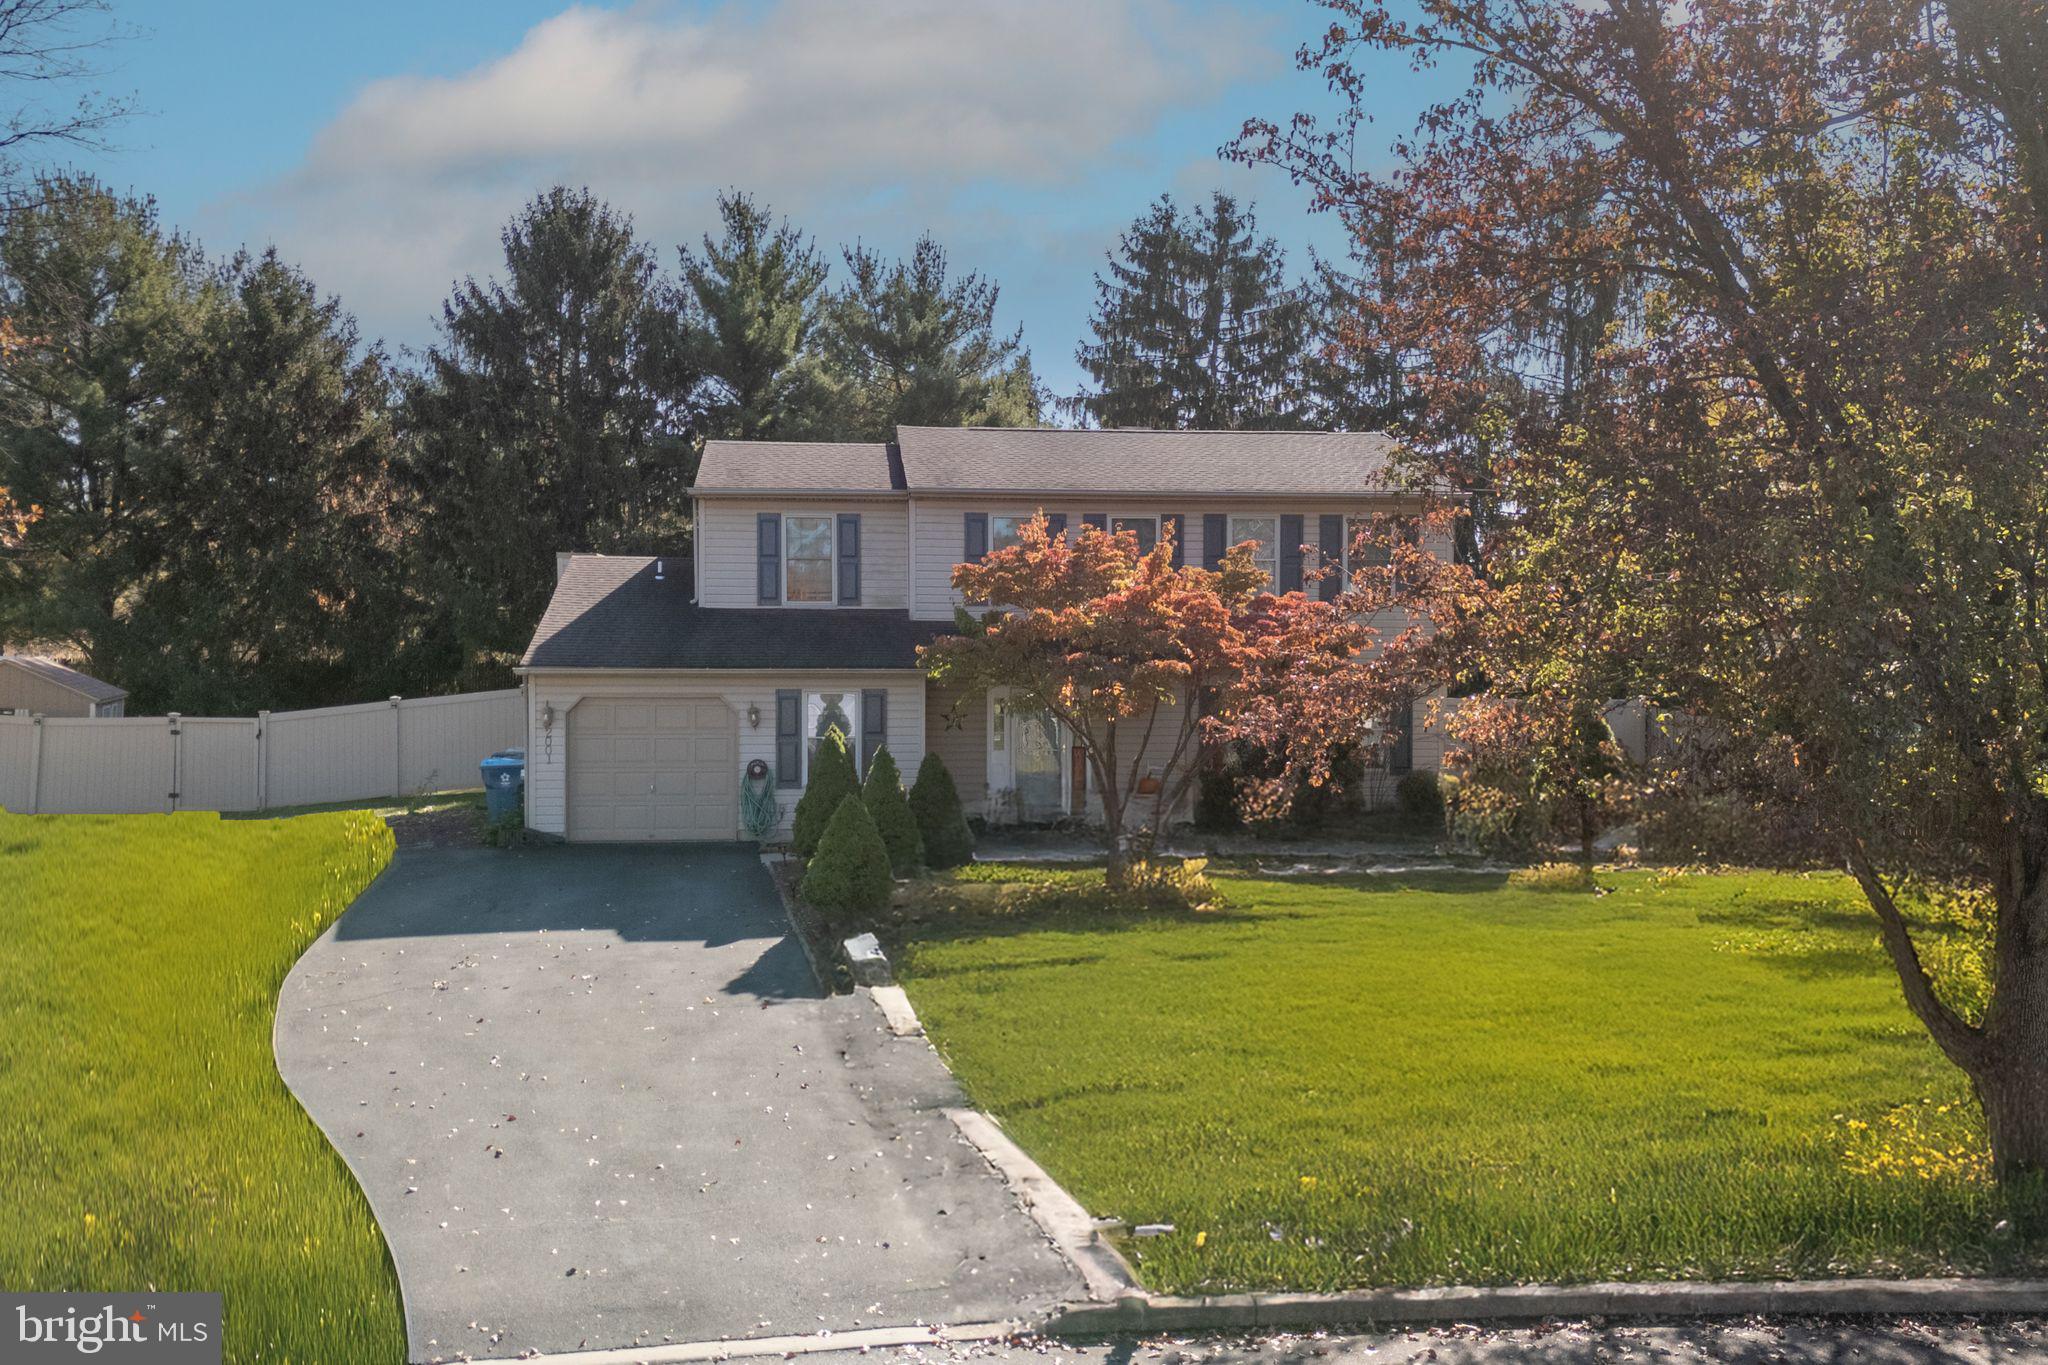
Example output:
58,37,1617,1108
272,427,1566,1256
800,794,893,926
909,750,976,868
1396,769,1446,830
791,725,858,858
861,747,924,876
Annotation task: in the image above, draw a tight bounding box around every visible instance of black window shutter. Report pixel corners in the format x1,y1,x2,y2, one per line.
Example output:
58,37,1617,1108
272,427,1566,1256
1279,514,1305,592
837,513,861,604
1388,698,1413,775
1081,513,1107,532
757,514,781,604
1202,513,1227,570
861,689,887,777
775,690,802,787
1318,514,1344,600
1045,512,1067,540
964,512,989,561
1163,513,1185,568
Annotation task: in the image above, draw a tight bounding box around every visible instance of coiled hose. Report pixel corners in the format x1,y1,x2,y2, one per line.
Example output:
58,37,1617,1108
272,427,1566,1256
741,765,781,840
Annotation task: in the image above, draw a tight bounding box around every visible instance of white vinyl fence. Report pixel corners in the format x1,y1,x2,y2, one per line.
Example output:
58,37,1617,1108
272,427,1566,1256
0,689,524,815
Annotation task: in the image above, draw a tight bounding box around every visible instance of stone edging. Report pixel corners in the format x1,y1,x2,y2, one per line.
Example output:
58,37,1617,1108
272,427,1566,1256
1041,1278,2048,1334
757,851,837,993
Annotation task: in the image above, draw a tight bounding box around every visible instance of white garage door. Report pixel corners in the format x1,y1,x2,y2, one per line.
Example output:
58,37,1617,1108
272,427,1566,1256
567,697,737,842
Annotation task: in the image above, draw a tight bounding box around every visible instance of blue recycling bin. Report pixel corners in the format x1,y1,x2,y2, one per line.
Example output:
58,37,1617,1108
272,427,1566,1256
481,748,525,824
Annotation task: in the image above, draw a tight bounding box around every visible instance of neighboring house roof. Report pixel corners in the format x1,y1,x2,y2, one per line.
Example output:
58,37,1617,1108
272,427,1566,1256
0,654,127,703
521,555,951,672
694,440,902,494
894,426,1401,496
690,426,1408,498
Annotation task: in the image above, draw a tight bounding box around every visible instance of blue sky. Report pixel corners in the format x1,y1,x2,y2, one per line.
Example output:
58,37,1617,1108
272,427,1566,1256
73,1,1458,401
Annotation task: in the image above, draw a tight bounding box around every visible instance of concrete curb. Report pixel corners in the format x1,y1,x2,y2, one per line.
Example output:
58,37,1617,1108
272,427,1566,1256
461,1319,1024,1364
1040,1278,2048,1335
946,1108,1144,1304
870,983,924,1036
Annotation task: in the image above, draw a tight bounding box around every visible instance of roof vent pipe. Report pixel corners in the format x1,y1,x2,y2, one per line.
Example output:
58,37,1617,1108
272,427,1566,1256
654,558,665,582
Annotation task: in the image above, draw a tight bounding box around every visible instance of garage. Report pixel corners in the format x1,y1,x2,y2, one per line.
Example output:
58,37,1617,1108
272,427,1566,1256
567,697,737,841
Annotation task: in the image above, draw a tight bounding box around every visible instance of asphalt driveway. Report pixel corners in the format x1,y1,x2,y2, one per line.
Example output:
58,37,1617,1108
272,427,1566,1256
275,845,1081,1363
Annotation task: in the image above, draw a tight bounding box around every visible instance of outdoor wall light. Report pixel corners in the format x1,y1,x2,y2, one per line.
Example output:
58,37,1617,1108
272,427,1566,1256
746,703,761,728
541,702,554,728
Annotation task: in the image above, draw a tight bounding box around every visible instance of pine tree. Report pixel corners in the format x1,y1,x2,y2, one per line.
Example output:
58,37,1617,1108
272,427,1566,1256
679,191,836,440
792,725,859,858
799,794,893,925
819,235,1040,438
1068,192,1313,430
400,188,698,687
909,751,975,869
861,747,924,876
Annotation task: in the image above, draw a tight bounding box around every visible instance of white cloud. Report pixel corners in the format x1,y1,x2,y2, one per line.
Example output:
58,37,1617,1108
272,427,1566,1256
208,0,1280,357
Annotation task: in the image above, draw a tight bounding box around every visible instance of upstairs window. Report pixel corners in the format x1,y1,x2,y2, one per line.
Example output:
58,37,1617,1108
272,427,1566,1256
784,514,834,603
1112,516,1158,554
1347,515,1421,583
1227,515,1277,588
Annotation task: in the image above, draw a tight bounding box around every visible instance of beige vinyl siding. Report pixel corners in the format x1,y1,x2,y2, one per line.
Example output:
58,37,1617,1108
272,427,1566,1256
525,671,926,840
693,496,910,610
924,677,989,816
0,663,111,717
908,497,1455,619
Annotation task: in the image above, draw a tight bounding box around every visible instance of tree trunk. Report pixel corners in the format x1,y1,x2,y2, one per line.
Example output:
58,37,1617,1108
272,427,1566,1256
1976,1051,2048,1184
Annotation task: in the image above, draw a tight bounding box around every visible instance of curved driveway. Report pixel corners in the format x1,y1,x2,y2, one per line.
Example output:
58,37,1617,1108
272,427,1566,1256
276,846,1080,1363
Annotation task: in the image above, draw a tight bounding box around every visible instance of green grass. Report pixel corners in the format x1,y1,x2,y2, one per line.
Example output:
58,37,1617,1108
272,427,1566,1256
892,865,2040,1293
0,808,402,1362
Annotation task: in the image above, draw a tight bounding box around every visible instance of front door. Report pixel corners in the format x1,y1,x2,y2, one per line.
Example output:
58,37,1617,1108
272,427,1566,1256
988,689,1068,824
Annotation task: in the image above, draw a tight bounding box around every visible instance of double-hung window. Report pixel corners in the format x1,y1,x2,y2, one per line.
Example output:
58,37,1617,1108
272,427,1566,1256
990,514,1029,552
805,691,859,779
1111,516,1158,554
1227,515,1278,588
1347,515,1419,584
783,514,834,603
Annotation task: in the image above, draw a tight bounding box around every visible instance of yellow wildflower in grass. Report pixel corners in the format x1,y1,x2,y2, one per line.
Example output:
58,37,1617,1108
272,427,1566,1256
1836,1098,1990,1184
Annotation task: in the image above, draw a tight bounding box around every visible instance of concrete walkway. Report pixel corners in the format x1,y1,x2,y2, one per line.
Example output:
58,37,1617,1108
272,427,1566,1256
275,846,1080,1363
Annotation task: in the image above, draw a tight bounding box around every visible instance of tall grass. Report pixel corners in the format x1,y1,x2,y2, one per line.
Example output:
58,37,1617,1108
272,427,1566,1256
895,866,2039,1294
0,809,401,1362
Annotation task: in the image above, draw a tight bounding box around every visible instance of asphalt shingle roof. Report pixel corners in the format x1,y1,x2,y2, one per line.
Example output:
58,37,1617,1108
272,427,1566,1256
691,427,1404,498
892,425,1400,495
520,555,950,672
0,654,127,702
693,440,900,493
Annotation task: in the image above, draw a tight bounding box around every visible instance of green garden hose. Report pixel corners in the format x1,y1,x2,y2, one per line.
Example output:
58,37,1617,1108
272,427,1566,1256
741,764,781,840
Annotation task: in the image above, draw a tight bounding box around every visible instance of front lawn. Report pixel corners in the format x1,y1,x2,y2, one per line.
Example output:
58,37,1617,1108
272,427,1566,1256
893,865,2038,1293
0,809,403,1362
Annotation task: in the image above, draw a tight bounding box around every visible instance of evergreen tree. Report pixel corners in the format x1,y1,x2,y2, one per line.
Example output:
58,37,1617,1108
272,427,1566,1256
1069,192,1313,430
679,191,836,440
799,793,893,925
860,746,923,876
151,250,409,710
791,725,859,858
909,750,975,869
819,234,1040,438
0,176,217,699
401,188,697,687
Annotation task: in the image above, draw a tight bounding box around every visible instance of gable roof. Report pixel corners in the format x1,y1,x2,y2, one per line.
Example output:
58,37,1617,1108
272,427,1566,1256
893,426,1400,495
520,555,949,672
0,654,127,703
693,440,901,494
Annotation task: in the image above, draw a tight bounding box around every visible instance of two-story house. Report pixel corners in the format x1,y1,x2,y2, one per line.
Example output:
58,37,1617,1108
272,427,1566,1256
515,425,1454,842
